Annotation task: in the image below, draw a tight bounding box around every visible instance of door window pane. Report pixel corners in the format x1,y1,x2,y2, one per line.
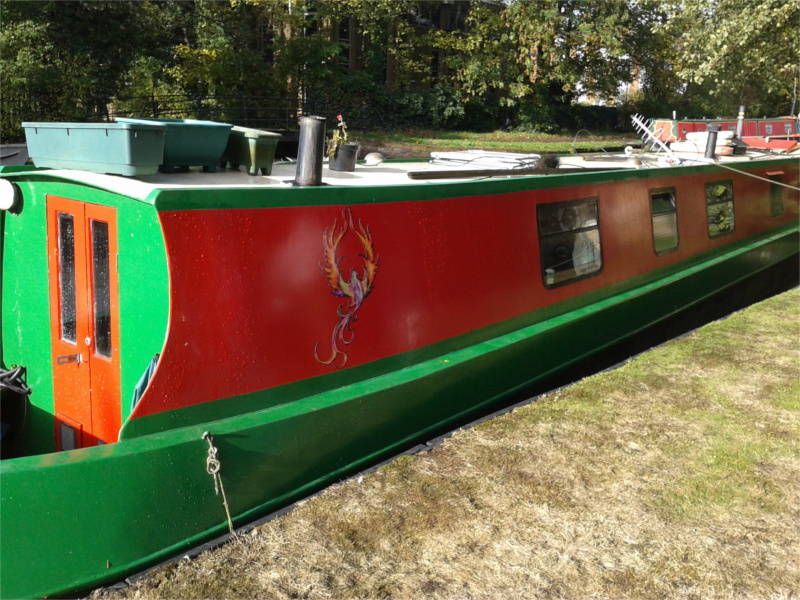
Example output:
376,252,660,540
57,213,77,343
91,220,112,358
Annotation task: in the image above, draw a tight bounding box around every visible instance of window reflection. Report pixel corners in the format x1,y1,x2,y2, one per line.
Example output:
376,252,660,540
705,181,735,238
538,199,602,287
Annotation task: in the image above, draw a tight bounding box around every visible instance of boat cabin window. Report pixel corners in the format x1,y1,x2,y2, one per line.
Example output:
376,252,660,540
538,198,602,288
650,187,679,255
769,173,784,217
705,180,735,238
57,213,78,343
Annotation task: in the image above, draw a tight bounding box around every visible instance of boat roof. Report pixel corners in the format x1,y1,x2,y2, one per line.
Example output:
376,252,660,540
1,150,795,204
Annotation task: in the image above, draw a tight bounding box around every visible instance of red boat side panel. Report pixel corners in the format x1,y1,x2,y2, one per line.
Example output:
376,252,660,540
130,167,798,419
133,196,539,418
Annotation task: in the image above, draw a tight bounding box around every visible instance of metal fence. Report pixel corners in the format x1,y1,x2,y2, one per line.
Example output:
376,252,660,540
114,95,386,133
1,94,386,142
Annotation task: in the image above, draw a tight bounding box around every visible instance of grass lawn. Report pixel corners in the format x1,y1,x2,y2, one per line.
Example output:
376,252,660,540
356,129,637,156
90,289,799,600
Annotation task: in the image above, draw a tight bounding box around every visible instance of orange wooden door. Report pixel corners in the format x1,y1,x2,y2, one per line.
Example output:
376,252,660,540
47,196,121,450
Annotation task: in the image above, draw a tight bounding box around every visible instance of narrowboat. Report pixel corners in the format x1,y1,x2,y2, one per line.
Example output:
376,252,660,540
650,112,798,143
1,118,798,599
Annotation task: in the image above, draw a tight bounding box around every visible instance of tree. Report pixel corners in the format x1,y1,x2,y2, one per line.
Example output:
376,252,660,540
161,1,289,98
504,0,637,101
663,0,800,115
7,0,792,139
1,1,157,117
336,0,440,91
430,2,519,102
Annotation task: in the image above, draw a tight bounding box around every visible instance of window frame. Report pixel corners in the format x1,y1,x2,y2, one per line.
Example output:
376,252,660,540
768,173,784,218
537,197,603,289
649,187,680,256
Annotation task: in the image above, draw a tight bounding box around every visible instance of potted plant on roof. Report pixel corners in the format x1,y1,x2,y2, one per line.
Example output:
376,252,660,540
327,114,359,172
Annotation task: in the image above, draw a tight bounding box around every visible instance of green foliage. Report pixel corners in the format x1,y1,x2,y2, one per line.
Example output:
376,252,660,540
504,0,636,100
1,0,159,138
430,3,519,103
378,85,507,131
379,89,440,129
512,82,578,133
355,0,436,89
155,1,293,98
663,0,800,115
2,0,797,142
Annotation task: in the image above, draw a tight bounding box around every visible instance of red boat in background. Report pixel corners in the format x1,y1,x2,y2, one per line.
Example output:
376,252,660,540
650,114,798,143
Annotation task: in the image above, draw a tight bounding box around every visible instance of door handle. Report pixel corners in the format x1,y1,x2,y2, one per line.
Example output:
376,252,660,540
57,354,82,365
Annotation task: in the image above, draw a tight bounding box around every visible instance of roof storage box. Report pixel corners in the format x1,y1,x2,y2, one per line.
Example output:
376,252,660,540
116,118,232,173
221,126,281,176
22,122,166,176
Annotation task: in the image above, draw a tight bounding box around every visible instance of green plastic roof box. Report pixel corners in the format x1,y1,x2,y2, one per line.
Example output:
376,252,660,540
221,126,282,176
116,118,232,173
22,122,166,176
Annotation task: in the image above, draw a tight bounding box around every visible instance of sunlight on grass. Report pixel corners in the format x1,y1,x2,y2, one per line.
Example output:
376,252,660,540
770,381,800,411
358,128,633,154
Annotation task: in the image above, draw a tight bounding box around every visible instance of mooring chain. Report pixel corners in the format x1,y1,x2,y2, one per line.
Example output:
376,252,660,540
202,432,238,539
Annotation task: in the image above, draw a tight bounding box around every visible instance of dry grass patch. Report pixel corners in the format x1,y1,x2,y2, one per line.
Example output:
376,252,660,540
91,290,800,600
